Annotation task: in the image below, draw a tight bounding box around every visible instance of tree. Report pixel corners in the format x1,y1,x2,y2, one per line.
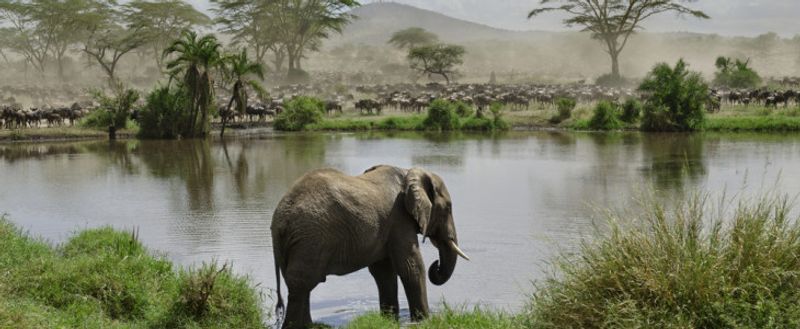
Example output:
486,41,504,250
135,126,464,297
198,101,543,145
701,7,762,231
639,59,708,132
528,0,709,80
163,30,223,137
79,0,146,84
388,27,438,50
211,0,285,72
713,56,761,89
126,0,210,70
407,43,465,84
0,0,53,76
33,0,90,80
219,49,265,137
273,0,359,74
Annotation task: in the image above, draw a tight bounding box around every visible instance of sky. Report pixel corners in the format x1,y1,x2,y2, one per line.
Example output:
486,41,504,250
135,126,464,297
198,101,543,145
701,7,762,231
188,0,800,38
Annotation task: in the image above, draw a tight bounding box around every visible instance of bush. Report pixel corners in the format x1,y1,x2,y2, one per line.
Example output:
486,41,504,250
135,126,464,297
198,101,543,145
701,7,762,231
83,87,139,130
423,99,460,131
550,98,576,124
79,109,114,129
619,98,643,123
286,68,310,84
137,86,189,139
588,101,622,130
639,59,708,132
595,73,631,87
527,194,800,328
713,56,762,89
274,96,325,131
461,116,496,131
454,101,474,118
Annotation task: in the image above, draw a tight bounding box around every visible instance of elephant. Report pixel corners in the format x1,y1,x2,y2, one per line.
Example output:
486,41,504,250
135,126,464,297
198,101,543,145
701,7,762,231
271,165,469,329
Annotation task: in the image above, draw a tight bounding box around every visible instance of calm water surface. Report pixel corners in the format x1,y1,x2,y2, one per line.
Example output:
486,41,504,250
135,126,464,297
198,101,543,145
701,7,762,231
2,131,800,325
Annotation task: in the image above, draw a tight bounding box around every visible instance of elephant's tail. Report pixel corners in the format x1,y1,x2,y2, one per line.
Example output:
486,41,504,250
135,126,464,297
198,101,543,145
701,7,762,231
274,251,285,320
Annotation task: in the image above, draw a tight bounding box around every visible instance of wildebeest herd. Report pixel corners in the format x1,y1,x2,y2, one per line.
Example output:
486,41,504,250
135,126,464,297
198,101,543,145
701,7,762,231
2,80,800,130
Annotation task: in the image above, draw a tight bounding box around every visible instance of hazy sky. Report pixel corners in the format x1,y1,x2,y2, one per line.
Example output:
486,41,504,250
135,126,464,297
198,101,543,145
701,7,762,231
188,0,800,38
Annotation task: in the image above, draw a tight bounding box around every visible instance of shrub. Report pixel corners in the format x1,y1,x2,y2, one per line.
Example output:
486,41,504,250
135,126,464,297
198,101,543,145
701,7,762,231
286,68,310,84
595,74,631,87
550,97,576,124
461,116,495,131
454,101,474,118
713,56,762,89
274,96,325,131
489,102,510,131
619,98,643,123
83,87,139,130
588,101,622,130
527,194,800,328
137,86,189,139
423,99,460,131
639,59,708,132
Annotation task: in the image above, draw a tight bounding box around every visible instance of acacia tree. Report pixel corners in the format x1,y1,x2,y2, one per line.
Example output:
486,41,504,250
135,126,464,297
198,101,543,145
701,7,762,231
273,0,359,73
0,0,53,76
79,0,146,84
212,0,285,72
388,27,438,50
528,0,709,80
408,43,465,84
126,0,210,70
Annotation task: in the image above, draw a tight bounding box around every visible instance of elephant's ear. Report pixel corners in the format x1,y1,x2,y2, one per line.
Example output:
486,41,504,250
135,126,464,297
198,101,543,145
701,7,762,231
404,168,433,238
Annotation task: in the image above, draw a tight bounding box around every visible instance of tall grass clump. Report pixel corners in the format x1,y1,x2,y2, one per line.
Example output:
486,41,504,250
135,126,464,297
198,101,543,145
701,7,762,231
274,96,325,131
423,99,460,131
0,216,267,328
527,194,800,328
639,59,708,132
588,101,622,130
550,97,576,124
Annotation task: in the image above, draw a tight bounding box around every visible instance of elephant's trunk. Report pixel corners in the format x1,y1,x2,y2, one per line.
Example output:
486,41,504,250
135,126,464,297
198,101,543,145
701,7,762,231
428,240,459,286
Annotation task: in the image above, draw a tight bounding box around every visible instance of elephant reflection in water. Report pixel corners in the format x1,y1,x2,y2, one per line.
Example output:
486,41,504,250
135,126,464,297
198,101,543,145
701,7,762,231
271,165,469,329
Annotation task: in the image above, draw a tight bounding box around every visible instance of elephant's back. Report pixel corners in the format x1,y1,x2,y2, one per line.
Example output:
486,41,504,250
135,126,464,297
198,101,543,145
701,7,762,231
271,168,384,233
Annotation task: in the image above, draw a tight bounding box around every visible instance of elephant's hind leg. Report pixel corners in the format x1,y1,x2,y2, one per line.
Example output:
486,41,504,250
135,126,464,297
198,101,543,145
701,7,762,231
368,259,399,319
282,257,324,329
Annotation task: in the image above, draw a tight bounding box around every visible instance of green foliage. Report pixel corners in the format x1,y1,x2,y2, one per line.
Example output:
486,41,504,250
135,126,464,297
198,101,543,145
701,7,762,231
137,85,190,139
527,194,800,328
454,101,474,118
84,87,140,130
0,216,266,328
408,44,466,84
388,27,439,50
588,101,622,130
161,262,263,328
423,99,461,131
348,307,523,329
619,98,643,123
274,96,325,131
164,30,223,137
713,56,762,89
550,97,576,123
639,59,708,132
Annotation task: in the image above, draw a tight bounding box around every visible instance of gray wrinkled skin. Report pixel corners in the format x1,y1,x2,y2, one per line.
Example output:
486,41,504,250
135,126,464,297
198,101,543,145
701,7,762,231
271,165,462,329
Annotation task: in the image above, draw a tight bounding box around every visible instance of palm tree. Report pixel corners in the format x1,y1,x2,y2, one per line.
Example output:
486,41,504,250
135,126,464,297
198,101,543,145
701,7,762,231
220,49,265,138
163,30,222,137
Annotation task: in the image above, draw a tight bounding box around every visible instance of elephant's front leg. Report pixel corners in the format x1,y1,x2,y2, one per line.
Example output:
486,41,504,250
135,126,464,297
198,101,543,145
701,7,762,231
393,247,429,321
368,258,399,319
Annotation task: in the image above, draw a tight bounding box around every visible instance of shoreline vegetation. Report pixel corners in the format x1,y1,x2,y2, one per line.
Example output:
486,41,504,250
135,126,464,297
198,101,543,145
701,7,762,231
6,192,800,328
4,104,800,143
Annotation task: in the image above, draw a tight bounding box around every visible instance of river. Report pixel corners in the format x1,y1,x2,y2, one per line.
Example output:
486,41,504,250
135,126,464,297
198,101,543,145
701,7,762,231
1,131,799,325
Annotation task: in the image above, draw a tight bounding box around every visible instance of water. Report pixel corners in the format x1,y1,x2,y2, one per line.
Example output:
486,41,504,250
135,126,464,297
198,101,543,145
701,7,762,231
2,131,800,325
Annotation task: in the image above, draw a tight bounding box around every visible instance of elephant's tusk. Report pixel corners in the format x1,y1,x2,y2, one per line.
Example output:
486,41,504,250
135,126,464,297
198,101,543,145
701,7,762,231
450,240,470,261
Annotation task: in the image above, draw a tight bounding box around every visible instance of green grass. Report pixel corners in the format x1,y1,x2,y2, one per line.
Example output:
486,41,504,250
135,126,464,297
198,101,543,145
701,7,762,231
306,115,508,132
0,216,266,328
705,115,800,132
0,126,138,142
348,193,800,328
